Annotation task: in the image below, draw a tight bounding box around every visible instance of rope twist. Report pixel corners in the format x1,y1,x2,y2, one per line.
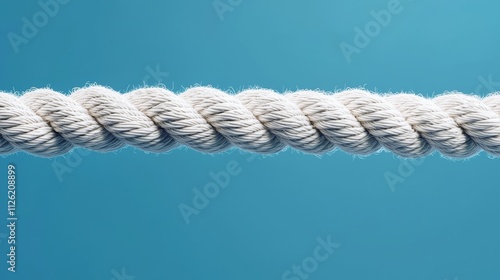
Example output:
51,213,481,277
1,85,499,158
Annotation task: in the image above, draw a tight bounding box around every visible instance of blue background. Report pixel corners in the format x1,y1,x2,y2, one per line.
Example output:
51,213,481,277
1,0,500,279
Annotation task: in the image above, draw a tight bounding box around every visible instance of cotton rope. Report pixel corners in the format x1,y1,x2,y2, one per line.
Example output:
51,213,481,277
1,85,499,158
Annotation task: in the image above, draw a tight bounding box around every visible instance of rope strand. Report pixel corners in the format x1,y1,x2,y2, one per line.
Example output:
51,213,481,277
1,85,498,158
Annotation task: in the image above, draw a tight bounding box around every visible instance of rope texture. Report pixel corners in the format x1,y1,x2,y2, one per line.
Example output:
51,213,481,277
1,85,499,158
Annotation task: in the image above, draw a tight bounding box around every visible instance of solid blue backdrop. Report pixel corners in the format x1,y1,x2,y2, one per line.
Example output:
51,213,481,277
1,0,500,279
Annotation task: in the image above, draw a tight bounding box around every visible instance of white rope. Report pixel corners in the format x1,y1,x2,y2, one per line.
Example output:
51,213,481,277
1,85,499,158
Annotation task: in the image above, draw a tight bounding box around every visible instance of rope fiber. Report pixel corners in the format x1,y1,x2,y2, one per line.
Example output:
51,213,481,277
1,85,499,158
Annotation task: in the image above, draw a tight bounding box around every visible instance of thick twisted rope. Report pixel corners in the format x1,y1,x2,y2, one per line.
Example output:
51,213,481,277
0,85,499,158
